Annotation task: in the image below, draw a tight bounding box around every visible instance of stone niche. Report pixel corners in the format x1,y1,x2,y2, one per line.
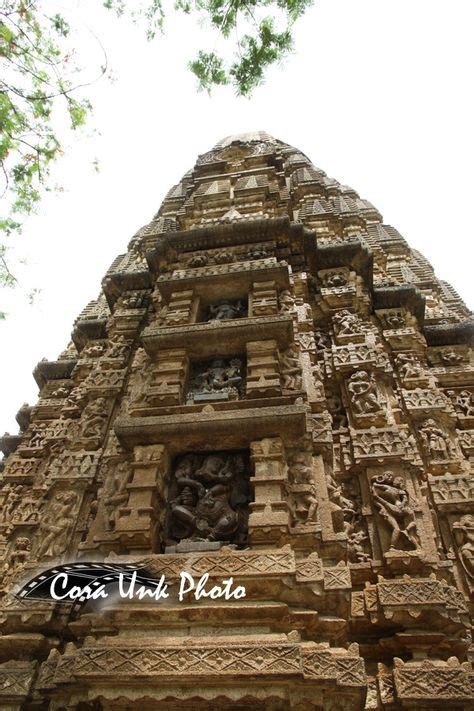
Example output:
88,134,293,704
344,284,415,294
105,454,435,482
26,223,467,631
165,450,251,552
186,355,246,404
201,296,248,322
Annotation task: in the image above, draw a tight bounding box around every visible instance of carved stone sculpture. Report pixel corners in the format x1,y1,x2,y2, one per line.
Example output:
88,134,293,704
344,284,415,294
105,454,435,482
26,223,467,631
279,347,303,390
382,311,406,329
79,398,108,441
347,370,382,415
396,353,424,380
207,299,246,321
35,491,78,559
448,390,474,417
323,270,347,287
440,348,464,365
419,418,452,460
371,472,419,551
279,289,296,313
187,358,244,402
333,309,363,336
168,452,249,546
453,514,474,579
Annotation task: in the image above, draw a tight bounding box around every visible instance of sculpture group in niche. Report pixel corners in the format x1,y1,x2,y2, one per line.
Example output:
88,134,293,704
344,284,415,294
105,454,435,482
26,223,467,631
333,309,363,337
322,270,348,288
371,472,419,552
35,491,78,559
167,452,249,546
103,461,131,531
396,353,424,380
279,347,303,391
419,419,453,460
279,290,296,313
448,390,474,418
206,299,246,321
381,311,406,329
187,358,244,402
347,370,383,415
453,515,474,579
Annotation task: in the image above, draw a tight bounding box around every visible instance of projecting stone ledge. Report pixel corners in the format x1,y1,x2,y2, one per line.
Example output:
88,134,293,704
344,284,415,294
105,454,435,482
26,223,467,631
115,404,307,448
142,314,294,357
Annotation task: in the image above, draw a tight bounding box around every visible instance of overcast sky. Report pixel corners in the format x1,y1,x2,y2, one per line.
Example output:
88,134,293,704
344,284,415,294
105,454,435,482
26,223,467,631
1,0,473,434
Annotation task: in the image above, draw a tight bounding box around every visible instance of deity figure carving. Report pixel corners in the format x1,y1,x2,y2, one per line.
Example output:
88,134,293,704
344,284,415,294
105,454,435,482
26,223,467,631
213,249,234,264
289,454,313,484
207,299,246,321
279,347,303,391
3,485,39,523
81,342,106,359
347,529,370,563
120,292,146,309
327,392,348,429
79,398,109,441
396,353,424,379
168,452,249,545
382,311,406,329
453,515,474,579
340,482,370,562
1,537,31,593
323,270,348,288
50,385,70,399
447,390,474,417
347,371,382,415
106,336,129,360
371,472,419,551
1,484,24,523
188,254,208,268
440,348,464,366
333,309,363,336
419,418,453,460
35,491,78,559
188,358,244,402
279,290,296,313
291,485,318,524
103,461,131,531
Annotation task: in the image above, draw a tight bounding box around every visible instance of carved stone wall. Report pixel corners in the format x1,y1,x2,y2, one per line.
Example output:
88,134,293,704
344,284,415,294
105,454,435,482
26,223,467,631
0,131,472,709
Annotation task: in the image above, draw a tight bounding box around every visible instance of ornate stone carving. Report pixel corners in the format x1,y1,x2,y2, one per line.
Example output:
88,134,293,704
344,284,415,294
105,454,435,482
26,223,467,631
187,357,244,403
1,133,473,709
453,515,474,579
419,418,455,461
332,309,364,338
34,491,78,559
207,298,246,321
347,370,383,415
167,452,249,546
371,472,419,552
279,346,303,391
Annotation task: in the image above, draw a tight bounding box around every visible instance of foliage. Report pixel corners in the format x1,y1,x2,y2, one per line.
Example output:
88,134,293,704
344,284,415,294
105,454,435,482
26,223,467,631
0,0,313,315
0,0,104,309
106,0,312,95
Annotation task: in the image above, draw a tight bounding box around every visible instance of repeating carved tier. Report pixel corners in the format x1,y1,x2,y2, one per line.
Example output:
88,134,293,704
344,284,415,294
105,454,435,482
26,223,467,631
0,132,472,710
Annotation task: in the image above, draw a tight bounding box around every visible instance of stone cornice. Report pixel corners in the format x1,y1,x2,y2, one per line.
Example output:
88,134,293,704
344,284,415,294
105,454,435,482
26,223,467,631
155,261,290,298
142,314,294,357
115,403,307,448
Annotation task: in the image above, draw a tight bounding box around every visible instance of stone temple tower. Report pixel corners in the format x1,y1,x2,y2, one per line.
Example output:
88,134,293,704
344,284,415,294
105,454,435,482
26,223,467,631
0,131,473,709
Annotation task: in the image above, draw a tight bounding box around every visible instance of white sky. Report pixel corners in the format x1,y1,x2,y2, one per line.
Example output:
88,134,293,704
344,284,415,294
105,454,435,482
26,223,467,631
1,0,473,434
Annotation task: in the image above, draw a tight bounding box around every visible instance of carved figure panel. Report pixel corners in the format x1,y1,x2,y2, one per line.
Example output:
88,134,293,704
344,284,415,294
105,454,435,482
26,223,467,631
186,357,245,403
206,298,247,321
166,451,250,547
371,471,420,553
